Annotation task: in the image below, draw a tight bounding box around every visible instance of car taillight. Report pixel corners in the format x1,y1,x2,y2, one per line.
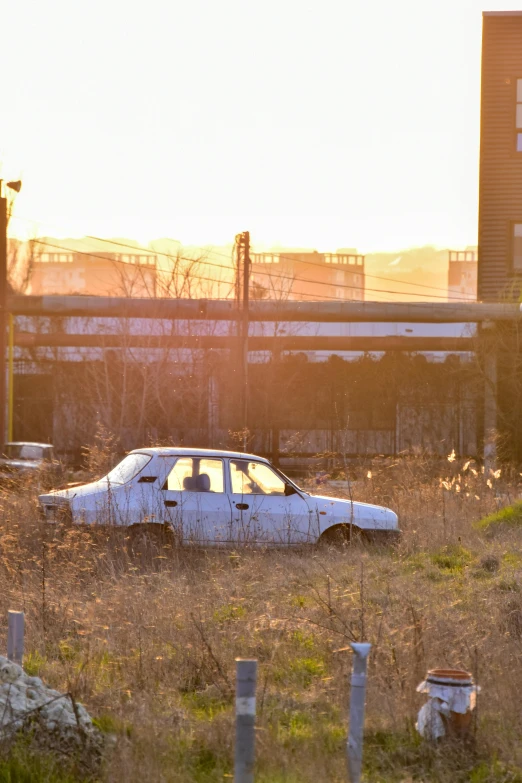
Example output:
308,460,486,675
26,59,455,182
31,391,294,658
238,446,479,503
44,503,72,524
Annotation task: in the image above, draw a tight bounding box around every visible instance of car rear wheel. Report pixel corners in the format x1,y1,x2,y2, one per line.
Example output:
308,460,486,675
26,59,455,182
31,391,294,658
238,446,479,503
127,523,175,558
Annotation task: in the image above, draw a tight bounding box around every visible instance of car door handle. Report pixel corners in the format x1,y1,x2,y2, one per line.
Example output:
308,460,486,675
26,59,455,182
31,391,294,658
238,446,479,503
236,503,249,510
164,500,178,508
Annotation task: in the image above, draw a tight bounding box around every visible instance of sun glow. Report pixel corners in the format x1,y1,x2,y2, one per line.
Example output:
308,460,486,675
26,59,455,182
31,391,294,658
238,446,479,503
4,0,519,252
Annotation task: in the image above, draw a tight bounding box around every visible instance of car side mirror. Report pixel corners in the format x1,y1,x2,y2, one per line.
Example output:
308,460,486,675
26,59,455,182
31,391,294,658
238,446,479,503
284,483,297,497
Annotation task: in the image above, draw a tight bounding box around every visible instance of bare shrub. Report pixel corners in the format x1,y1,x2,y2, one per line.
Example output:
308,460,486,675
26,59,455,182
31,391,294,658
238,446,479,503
81,424,119,481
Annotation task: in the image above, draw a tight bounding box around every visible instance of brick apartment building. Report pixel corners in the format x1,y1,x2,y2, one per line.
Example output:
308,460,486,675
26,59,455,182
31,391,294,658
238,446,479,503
448,248,477,301
250,250,365,301
30,251,158,297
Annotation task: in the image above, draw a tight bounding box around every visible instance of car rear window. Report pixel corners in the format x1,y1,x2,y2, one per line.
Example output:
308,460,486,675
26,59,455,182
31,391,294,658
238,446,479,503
5,445,45,460
104,453,152,485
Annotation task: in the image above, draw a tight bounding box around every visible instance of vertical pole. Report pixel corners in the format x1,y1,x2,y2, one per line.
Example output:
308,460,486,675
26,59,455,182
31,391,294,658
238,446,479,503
0,185,7,450
234,658,257,783
347,642,371,783
8,313,13,442
7,610,24,665
242,232,250,451
235,233,244,447
207,370,218,448
483,329,497,473
271,344,281,467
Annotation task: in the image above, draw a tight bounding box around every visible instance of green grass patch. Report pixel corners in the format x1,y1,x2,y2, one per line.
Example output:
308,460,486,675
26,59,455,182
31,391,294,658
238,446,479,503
58,639,81,663
92,711,132,737
502,551,522,568
166,735,231,782
273,656,326,688
273,707,344,752
22,651,47,677
430,545,473,573
400,552,428,574
212,604,246,623
475,501,522,532
0,748,79,783
498,577,520,593
290,630,316,651
181,688,231,720
289,594,311,609
363,729,522,782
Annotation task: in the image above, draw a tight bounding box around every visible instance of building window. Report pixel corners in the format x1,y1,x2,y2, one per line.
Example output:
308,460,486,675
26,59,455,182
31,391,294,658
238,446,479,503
517,80,522,151
513,224,522,272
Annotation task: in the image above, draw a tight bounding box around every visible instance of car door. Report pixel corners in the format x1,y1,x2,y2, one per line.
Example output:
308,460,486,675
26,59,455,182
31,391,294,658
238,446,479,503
112,453,174,526
161,456,233,544
228,459,315,545
91,452,160,526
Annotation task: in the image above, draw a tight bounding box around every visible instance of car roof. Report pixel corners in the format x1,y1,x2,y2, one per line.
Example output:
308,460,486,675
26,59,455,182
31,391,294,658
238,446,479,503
5,442,53,448
129,447,270,463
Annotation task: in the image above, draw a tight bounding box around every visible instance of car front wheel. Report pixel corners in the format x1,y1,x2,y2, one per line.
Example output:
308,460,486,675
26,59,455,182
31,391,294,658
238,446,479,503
318,524,366,547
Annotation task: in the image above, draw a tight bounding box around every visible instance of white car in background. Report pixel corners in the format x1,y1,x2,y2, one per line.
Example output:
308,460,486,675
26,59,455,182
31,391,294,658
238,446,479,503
38,448,400,546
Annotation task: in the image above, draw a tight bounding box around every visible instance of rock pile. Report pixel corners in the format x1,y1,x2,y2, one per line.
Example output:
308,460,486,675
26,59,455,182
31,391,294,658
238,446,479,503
0,656,105,776
0,656,93,736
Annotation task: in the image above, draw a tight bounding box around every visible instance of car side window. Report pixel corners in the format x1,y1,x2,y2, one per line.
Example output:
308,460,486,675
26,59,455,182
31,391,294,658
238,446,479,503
230,460,286,496
164,457,224,493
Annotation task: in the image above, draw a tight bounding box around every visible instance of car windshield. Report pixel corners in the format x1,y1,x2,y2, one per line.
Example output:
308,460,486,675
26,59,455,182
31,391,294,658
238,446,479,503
4,444,46,461
104,453,152,485
273,466,305,494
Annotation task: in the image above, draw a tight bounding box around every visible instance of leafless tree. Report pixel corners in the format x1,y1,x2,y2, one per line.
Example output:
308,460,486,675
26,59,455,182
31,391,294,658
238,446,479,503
4,187,40,293
56,247,236,453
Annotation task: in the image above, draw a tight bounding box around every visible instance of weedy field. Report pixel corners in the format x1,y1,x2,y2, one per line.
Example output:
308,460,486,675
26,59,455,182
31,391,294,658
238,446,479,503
0,454,522,781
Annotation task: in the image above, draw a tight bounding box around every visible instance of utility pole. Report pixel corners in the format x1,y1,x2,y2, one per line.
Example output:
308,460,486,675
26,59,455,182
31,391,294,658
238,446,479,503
0,184,8,449
0,180,21,449
235,231,250,451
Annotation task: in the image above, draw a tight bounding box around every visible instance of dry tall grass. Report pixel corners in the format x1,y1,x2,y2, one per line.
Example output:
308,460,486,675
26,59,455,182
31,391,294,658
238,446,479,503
0,456,521,781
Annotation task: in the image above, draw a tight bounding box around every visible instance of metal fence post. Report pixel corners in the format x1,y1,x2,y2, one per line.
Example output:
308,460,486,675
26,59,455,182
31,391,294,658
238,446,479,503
7,610,24,665
234,658,257,783
347,642,371,783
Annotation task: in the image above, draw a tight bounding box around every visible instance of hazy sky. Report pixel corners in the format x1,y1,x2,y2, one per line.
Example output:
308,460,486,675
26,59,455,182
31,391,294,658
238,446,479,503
3,0,518,251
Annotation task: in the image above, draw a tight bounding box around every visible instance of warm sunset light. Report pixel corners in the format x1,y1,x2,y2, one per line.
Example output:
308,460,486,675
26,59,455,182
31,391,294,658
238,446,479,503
4,0,517,250
3,6,522,777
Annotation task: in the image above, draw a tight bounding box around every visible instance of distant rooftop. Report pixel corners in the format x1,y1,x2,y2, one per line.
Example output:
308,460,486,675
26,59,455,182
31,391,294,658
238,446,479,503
483,10,522,16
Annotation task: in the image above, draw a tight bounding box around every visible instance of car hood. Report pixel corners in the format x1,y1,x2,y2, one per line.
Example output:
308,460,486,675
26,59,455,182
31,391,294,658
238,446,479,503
308,493,399,529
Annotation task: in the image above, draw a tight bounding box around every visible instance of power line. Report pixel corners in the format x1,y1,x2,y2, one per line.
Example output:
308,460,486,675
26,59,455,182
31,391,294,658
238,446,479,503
11,212,475,302
32,238,362,303
34,235,469,303
31,238,376,303
84,232,475,302
33,239,235,296
82,231,469,301
220,245,476,300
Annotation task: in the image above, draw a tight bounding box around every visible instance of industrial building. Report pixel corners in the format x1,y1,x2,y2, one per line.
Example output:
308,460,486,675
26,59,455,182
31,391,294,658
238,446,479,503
479,11,522,302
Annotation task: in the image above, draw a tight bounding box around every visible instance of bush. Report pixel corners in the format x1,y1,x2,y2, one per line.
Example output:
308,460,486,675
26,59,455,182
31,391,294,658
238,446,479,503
475,502,522,532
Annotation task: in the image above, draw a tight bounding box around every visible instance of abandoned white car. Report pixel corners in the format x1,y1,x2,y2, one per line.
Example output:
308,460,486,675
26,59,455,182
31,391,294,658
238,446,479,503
38,448,400,546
